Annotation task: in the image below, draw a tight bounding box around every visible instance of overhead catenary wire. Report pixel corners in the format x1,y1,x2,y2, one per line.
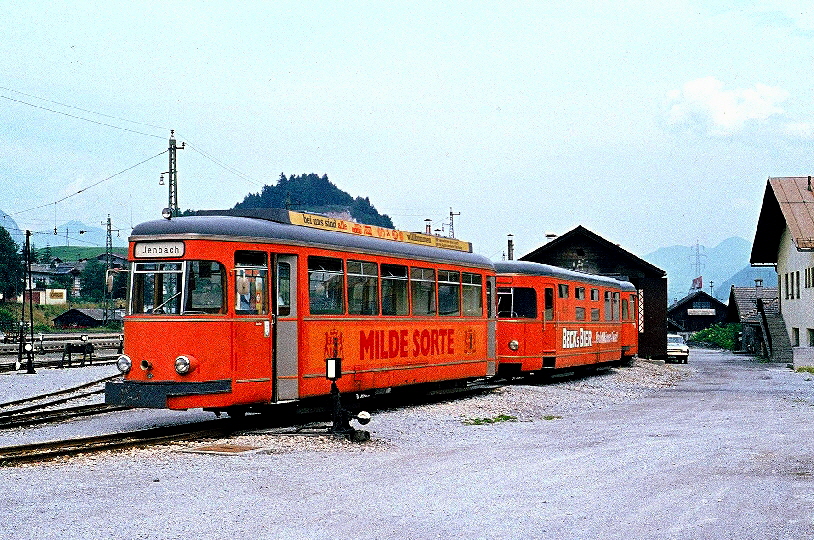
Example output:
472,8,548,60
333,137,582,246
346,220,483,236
0,85,168,133
0,94,165,139
9,149,168,217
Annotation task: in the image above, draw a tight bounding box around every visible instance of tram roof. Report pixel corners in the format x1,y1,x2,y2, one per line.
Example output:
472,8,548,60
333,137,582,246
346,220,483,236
494,261,636,291
130,212,494,269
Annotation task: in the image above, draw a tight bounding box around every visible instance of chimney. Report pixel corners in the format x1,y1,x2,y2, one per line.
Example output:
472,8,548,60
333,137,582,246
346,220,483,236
808,176,812,191
507,234,515,261
424,219,432,235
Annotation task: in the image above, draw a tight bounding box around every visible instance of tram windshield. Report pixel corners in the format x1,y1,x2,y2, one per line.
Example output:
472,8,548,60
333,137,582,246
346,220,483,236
131,261,226,315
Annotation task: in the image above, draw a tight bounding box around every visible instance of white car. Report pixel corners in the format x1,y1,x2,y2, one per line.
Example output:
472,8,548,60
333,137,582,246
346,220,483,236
667,334,689,363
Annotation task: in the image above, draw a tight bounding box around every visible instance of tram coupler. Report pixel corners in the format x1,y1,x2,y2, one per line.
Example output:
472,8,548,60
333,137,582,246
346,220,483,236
328,382,371,442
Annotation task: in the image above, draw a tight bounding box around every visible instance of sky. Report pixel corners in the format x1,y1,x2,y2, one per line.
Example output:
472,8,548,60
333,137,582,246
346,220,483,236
1,1,813,261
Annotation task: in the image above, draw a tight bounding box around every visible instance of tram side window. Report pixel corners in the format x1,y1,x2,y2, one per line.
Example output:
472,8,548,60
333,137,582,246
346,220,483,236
558,284,569,298
544,288,554,321
613,292,620,321
348,260,379,315
277,262,291,317
462,273,483,316
497,287,537,319
382,264,409,316
131,262,183,315
185,261,225,314
438,270,461,316
308,256,344,315
575,287,586,300
604,291,612,321
411,267,436,316
622,297,630,320
235,251,268,315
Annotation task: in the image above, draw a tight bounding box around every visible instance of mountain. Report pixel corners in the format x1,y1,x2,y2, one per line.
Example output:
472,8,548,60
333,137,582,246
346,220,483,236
643,237,775,304
234,173,394,228
0,211,23,247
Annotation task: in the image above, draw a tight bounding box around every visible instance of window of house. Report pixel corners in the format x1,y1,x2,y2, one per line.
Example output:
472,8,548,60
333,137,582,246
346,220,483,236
590,289,599,301
793,327,800,347
576,306,586,321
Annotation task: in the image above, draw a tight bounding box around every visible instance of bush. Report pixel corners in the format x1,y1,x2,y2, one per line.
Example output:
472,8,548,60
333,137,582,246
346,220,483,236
690,323,742,350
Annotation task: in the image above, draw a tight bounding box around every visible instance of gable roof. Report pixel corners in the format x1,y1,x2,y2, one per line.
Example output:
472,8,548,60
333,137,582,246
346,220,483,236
667,289,727,313
727,285,779,323
520,225,665,277
752,177,814,265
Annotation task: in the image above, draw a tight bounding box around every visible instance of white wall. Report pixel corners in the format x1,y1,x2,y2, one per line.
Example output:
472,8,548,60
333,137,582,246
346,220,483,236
777,228,814,365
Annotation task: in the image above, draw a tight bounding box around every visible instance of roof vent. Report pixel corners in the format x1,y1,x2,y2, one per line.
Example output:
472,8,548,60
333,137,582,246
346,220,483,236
809,176,812,191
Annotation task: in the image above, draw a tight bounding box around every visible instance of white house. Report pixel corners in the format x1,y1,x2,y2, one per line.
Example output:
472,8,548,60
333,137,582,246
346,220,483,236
751,176,814,366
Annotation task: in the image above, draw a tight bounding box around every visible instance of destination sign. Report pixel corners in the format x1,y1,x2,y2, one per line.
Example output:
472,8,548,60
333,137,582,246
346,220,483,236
134,241,185,258
288,211,472,253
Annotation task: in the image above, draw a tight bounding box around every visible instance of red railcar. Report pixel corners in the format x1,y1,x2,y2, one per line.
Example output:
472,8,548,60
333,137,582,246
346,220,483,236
494,261,638,375
105,209,496,416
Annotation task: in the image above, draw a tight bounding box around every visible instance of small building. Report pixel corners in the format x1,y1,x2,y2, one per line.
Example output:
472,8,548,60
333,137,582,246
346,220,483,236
23,289,68,306
727,282,779,355
751,176,814,365
520,225,668,359
667,289,727,335
53,308,122,329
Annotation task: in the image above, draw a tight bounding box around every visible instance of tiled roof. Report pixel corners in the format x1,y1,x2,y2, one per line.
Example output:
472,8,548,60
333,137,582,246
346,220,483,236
728,286,779,323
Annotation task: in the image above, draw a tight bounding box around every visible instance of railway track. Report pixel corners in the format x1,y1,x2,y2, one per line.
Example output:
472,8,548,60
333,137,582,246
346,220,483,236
0,374,124,429
0,419,235,466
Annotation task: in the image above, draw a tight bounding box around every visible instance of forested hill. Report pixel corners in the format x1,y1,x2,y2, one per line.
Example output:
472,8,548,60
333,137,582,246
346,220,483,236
234,173,394,228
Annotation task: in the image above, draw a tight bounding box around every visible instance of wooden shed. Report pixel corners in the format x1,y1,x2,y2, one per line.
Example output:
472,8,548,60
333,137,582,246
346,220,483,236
667,290,727,334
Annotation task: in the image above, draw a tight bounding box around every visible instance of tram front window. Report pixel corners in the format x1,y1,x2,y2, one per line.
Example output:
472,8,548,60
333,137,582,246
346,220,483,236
131,261,225,315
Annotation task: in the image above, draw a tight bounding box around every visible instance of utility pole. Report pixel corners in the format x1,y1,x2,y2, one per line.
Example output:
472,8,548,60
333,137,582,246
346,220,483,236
449,208,460,239
18,230,35,374
163,130,185,217
103,215,113,323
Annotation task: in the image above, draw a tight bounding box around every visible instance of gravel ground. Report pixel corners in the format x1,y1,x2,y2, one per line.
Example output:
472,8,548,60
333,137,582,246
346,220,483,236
3,351,813,539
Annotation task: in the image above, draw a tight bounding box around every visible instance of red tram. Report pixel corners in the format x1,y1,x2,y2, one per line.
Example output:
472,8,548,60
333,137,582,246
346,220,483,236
105,209,496,416
494,261,638,375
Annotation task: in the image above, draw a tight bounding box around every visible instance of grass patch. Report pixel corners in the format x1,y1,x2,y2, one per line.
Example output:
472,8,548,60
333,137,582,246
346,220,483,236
796,366,814,374
543,415,562,421
463,414,518,426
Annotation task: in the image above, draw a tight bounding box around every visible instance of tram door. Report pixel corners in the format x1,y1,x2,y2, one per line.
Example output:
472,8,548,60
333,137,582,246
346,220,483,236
232,251,273,403
272,254,299,401
541,286,556,355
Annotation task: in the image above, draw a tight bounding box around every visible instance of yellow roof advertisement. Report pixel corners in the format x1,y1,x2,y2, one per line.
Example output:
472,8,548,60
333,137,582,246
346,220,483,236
288,211,472,253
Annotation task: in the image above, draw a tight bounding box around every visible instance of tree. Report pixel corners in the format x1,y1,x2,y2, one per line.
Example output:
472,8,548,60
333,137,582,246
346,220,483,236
0,227,23,302
79,259,107,301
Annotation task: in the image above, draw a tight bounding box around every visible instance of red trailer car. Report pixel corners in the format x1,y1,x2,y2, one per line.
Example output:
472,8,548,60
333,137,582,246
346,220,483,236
494,261,638,375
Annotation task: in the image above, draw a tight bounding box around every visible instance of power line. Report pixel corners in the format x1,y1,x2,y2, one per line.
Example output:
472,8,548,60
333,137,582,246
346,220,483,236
9,149,168,216
0,85,168,132
180,138,264,188
0,94,165,139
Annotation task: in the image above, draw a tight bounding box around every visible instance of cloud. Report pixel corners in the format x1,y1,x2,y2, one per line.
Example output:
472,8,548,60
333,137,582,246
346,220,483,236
667,76,788,136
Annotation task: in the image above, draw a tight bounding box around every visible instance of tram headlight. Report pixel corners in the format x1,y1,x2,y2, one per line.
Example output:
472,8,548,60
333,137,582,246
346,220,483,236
116,354,132,374
174,355,197,375
508,340,520,351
